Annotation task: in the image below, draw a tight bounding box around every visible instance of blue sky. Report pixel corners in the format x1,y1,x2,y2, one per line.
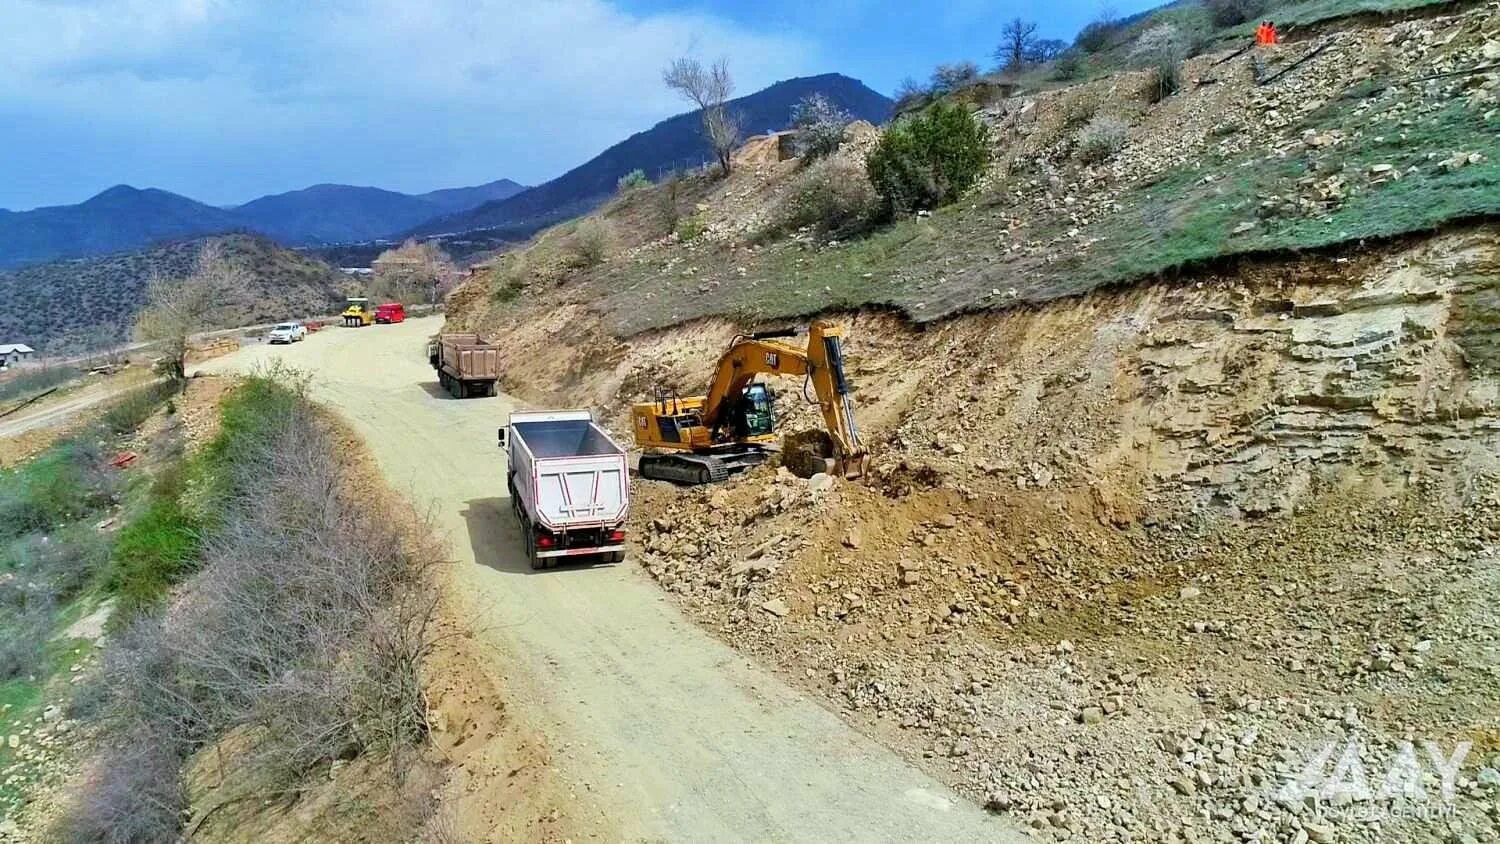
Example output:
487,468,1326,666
0,0,1154,212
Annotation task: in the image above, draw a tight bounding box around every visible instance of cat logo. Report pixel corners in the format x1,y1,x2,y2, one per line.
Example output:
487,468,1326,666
765,352,779,367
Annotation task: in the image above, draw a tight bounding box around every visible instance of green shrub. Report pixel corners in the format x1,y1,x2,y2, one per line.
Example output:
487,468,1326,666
765,157,878,237
866,101,992,217
617,169,650,193
1076,115,1130,163
1052,51,1084,80
105,497,199,619
676,215,708,242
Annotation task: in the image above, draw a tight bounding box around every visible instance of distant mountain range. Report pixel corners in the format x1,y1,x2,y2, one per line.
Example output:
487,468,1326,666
0,73,891,271
230,180,526,245
0,179,527,270
411,74,893,241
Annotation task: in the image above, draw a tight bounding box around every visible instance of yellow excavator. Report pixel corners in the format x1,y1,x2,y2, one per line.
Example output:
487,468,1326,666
632,319,869,485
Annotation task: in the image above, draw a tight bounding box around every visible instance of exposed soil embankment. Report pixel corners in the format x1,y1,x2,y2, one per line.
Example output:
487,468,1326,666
445,226,1500,841
449,228,1499,517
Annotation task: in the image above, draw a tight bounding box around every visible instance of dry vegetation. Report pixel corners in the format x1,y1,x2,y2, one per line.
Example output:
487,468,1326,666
48,372,447,842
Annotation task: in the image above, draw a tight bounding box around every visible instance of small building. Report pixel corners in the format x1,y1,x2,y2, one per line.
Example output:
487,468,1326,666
0,344,35,369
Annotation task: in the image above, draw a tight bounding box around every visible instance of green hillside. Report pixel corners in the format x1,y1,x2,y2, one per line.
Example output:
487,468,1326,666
0,235,347,353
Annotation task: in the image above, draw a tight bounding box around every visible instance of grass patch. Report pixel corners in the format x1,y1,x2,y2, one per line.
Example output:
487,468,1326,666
0,440,116,543
0,365,81,405
98,379,179,435
104,497,200,620
103,369,302,627
594,79,1498,332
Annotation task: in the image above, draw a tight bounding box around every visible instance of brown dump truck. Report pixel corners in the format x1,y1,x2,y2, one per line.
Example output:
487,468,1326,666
428,333,500,398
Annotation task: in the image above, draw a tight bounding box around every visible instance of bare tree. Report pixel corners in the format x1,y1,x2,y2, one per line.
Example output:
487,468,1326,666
893,77,928,112
930,61,981,93
133,241,248,381
995,18,1040,72
371,238,458,306
663,57,740,177
1025,38,1068,64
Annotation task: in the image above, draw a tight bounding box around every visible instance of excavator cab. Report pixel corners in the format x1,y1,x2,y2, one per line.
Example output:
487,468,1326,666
729,384,776,439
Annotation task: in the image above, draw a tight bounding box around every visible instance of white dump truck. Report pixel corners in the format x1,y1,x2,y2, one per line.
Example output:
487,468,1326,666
498,410,629,569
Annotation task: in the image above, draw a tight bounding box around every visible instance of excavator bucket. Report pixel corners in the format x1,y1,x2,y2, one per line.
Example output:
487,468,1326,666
783,430,869,481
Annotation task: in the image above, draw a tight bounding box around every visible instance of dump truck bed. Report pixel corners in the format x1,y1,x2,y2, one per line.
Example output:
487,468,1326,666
506,410,629,533
437,334,500,381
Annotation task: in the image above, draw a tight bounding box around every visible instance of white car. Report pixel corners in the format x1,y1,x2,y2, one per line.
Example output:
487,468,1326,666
267,322,308,344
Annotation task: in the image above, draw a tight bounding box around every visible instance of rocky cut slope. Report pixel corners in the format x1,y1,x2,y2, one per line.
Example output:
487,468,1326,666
450,229,1500,843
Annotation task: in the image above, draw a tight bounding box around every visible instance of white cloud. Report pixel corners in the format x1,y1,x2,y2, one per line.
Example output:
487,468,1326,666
0,0,821,205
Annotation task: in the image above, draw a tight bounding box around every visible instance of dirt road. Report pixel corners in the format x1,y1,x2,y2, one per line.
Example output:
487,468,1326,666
200,317,1023,843
0,379,149,439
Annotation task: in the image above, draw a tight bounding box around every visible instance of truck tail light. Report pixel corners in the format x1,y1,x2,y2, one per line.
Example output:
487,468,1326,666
607,529,626,543
535,533,555,549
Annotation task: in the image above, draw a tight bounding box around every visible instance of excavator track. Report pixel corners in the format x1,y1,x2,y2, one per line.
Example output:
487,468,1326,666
640,452,764,485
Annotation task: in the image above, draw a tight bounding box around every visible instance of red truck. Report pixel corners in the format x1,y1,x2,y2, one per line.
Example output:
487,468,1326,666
375,302,406,324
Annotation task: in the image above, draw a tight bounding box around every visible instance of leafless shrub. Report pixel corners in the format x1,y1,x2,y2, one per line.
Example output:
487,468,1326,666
663,57,740,177
55,726,190,844
654,172,685,232
56,376,445,839
1205,0,1266,26
930,61,981,94
765,156,878,238
569,218,614,267
0,580,53,681
1075,8,1122,53
893,77,928,113
1076,115,1130,162
1131,23,1188,102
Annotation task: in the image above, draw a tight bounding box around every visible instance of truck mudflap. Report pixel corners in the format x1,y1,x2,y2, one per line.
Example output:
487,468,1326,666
536,544,626,559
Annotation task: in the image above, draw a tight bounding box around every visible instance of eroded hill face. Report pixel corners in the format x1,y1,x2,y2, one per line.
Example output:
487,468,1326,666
450,229,1498,519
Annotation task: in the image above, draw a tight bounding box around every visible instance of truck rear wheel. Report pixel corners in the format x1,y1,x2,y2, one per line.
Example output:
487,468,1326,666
524,523,544,570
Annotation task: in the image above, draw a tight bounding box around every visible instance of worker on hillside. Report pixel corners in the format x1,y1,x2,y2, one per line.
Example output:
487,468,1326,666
1256,21,1280,46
